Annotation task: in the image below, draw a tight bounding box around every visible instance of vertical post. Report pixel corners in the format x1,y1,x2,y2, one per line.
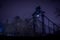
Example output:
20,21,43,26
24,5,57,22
32,16,36,36
41,13,45,34
53,24,55,33
48,20,50,33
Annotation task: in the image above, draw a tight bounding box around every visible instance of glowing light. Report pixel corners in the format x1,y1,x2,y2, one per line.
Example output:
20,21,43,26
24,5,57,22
36,15,40,17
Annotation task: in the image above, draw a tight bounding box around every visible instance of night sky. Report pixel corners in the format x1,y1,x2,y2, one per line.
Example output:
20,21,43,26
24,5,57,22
0,0,60,26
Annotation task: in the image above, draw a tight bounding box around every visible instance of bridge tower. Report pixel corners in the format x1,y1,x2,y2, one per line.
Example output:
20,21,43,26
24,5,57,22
32,6,45,35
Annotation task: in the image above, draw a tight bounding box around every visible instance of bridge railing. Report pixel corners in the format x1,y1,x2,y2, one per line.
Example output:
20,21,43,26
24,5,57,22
40,14,60,34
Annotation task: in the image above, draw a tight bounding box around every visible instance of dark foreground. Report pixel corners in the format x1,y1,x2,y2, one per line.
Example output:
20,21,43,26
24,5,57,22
0,31,60,39
0,34,60,39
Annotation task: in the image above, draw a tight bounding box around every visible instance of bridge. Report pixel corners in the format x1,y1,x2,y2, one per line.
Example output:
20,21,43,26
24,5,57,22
0,6,60,37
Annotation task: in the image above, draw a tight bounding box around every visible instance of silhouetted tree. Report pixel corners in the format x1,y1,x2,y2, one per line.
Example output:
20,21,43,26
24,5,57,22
12,16,25,36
